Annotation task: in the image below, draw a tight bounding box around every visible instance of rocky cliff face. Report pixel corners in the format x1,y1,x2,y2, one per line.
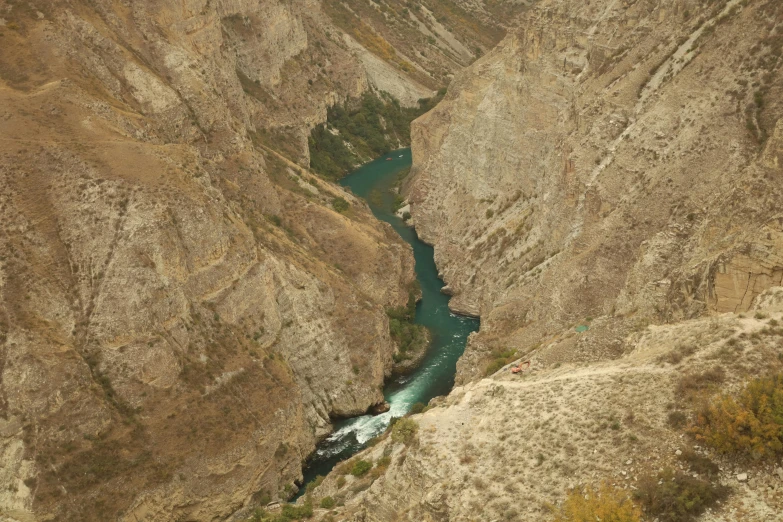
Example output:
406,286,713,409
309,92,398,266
408,0,783,382
0,0,511,520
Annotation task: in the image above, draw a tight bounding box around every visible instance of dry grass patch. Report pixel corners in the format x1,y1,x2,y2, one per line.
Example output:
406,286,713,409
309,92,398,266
552,483,641,522
635,468,730,522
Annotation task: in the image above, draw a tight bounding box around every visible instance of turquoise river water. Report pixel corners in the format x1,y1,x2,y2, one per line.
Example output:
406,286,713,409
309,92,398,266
295,148,479,494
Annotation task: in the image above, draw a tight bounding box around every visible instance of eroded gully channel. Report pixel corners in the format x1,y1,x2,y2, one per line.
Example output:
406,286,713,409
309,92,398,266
295,148,479,496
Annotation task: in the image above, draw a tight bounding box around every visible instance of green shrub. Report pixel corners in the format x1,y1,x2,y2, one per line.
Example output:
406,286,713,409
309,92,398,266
410,402,426,414
391,418,418,445
484,347,517,376
280,501,313,520
634,468,730,522
331,197,349,213
690,373,783,459
350,460,372,477
553,483,641,522
319,496,336,509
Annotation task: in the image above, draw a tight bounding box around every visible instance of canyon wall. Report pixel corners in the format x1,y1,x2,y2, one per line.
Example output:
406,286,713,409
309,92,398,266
408,0,783,382
0,0,518,520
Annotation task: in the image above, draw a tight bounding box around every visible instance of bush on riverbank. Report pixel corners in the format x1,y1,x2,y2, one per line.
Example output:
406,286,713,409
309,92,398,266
331,196,350,213
391,418,419,445
308,91,444,179
387,285,429,363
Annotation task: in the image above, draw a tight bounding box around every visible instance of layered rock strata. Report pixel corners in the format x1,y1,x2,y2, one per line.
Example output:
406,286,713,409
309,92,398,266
407,0,783,382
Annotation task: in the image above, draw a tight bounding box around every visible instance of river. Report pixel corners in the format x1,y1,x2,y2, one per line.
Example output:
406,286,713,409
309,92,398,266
295,148,479,494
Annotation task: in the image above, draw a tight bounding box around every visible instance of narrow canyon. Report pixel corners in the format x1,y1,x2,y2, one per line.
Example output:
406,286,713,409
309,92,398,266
0,1,782,522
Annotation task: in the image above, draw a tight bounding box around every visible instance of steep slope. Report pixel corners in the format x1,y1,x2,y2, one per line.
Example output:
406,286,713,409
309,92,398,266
0,0,516,520
407,0,783,382
305,289,783,521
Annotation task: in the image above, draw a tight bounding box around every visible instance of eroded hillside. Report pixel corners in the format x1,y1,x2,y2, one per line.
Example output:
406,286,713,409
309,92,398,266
0,0,519,521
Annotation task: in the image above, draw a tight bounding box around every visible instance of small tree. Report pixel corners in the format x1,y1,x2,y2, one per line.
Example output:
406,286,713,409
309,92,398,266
391,418,418,445
690,373,783,459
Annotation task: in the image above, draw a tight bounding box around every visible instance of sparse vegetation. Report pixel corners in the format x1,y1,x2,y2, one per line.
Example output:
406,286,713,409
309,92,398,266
410,402,426,414
552,483,641,522
677,450,719,477
305,475,324,495
484,347,517,376
676,366,726,400
667,410,688,429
